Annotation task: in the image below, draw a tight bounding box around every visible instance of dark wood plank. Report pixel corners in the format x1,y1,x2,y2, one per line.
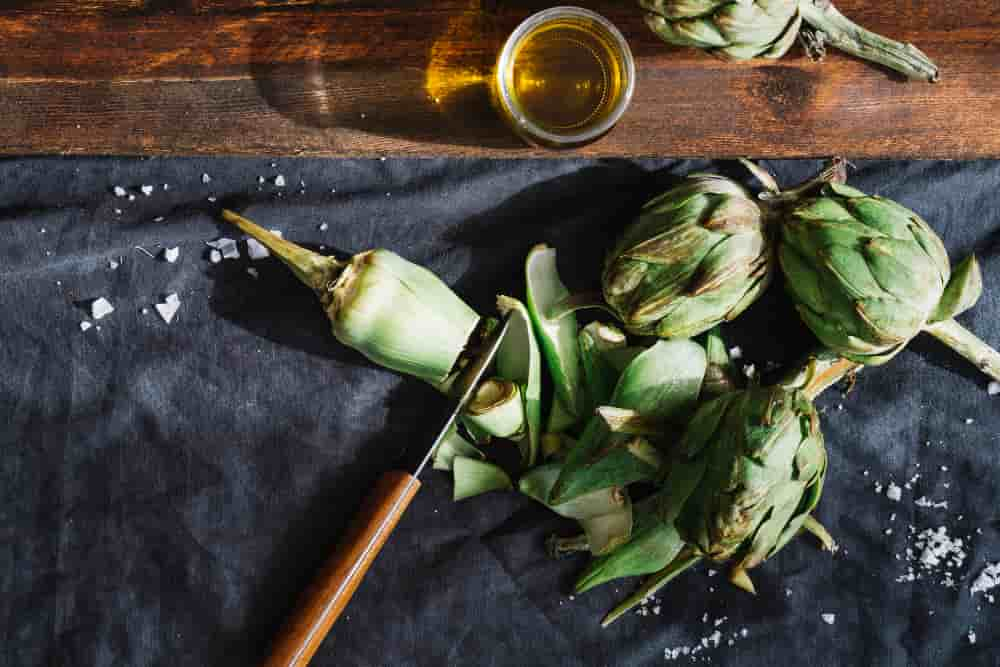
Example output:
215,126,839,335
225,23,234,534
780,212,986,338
0,0,997,157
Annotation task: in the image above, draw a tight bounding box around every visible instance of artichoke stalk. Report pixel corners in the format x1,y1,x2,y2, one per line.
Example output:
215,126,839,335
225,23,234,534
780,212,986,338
776,182,1000,383
602,160,845,340
641,0,938,82
222,210,480,388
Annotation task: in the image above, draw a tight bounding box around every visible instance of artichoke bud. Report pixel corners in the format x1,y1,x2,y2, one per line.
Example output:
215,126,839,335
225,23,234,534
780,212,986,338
603,175,772,339
675,386,828,575
222,210,480,386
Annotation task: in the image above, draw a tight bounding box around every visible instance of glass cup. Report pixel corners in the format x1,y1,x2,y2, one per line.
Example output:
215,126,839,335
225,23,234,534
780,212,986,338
493,6,636,149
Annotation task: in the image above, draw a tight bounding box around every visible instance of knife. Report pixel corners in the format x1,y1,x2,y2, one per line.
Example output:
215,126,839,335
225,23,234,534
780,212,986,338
261,315,511,667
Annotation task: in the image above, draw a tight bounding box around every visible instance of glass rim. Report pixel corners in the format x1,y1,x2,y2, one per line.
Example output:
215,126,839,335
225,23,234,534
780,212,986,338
495,6,636,147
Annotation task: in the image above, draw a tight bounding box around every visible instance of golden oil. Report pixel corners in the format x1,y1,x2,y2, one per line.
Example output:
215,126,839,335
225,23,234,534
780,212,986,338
495,8,634,148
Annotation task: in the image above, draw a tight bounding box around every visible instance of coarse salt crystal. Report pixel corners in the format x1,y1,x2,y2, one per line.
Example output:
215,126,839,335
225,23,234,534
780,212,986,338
247,267,260,279
155,294,180,324
743,363,756,379
971,563,1000,595
128,194,136,201
886,483,902,502
319,222,329,231
163,247,180,263
113,186,127,197
247,238,269,260
965,418,974,425
141,185,154,196
91,297,114,320
209,249,222,264
989,382,1000,396
729,346,742,360
201,173,211,184
821,613,836,625
207,238,239,259
968,629,977,645
80,321,92,332
274,174,286,187
108,259,119,270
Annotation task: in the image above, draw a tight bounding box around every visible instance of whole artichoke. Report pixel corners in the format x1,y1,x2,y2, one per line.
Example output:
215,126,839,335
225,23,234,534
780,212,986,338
778,181,1000,382
640,0,938,82
672,385,829,592
602,174,771,339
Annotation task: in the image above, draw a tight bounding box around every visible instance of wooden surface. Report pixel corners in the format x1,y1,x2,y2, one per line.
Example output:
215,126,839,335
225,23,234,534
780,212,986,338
260,470,420,667
0,1,997,158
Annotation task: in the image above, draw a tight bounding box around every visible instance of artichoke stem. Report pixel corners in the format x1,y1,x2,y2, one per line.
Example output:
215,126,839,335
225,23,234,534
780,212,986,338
799,1,939,82
221,209,346,292
924,318,1000,383
757,157,847,205
601,549,702,627
803,516,838,552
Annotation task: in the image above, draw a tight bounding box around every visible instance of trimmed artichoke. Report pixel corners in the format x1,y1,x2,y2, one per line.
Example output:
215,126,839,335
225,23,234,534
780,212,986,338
778,183,1000,381
603,174,772,339
641,0,938,82
222,210,480,387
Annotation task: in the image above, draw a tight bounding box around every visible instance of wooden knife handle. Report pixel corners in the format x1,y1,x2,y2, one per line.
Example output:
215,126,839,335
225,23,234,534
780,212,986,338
261,470,421,667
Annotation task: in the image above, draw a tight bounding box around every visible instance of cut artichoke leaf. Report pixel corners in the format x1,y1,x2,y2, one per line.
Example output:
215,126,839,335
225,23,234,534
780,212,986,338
551,340,707,504
496,295,543,465
584,510,635,556
433,428,484,472
546,394,580,434
700,325,742,398
463,378,526,440
526,244,585,417
579,321,629,409
452,457,513,501
574,498,686,594
460,416,493,446
930,255,983,323
222,210,480,387
595,406,668,437
600,548,703,628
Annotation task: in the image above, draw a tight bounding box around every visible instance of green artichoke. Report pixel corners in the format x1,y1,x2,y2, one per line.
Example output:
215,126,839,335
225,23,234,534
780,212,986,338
640,0,938,82
674,386,828,591
778,182,1000,381
599,384,834,625
603,174,772,339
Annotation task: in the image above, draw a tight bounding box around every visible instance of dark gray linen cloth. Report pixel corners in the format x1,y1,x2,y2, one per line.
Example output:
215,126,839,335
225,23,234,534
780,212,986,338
1,157,998,666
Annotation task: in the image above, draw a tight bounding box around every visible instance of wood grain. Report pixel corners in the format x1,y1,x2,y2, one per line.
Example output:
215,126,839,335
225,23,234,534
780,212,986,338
0,0,996,157
260,469,420,667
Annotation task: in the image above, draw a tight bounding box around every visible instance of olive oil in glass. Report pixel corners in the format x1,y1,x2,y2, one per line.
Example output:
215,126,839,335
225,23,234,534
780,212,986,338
495,7,635,148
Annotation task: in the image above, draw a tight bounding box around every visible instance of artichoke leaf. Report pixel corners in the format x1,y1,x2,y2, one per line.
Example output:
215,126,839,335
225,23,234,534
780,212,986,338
496,295,543,465
453,457,513,501
433,428,484,472
930,255,982,323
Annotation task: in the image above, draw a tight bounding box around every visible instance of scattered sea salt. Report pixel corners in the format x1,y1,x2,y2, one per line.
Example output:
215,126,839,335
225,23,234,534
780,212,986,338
915,496,948,510
886,483,902,502
968,629,977,645
201,173,211,184
207,196,217,203
114,208,122,215
128,194,136,201
163,247,180,263
141,185,154,196
108,259,119,270
155,293,180,324
274,174,286,187
113,186,127,197
209,249,222,264
79,321,92,332
971,563,1000,596
988,382,1000,396
91,297,114,320
153,216,165,222
247,267,260,279
821,613,836,625
207,238,239,259
319,222,329,231
162,183,170,191
965,418,974,425
743,364,756,380
247,238,270,260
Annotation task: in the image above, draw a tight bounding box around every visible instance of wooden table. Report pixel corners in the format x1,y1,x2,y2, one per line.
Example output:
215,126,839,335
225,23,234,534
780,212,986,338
0,1,996,158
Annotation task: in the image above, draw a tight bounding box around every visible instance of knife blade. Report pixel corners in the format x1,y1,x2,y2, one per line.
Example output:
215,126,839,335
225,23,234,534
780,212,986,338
261,314,510,667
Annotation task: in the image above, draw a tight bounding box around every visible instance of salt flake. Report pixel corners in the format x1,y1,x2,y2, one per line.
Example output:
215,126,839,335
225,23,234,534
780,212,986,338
155,294,180,324
91,297,114,320
163,247,180,263
821,613,836,625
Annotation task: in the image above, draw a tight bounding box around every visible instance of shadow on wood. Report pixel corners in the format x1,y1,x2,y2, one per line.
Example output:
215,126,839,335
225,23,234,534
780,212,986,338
250,4,522,150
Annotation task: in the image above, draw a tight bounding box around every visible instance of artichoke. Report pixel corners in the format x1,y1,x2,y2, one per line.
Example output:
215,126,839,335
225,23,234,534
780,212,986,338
222,210,481,387
603,174,772,339
599,384,834,625
778,182,1000,382
641,0,938,82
